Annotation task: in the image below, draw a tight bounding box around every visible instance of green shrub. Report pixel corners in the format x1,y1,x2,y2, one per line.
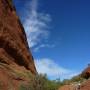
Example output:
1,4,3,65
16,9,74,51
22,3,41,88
29,74,60,90
17,73,61,90
19,84,30,90
70,75,83,83
61,79,71,85
81,72,90,79
29,74,47,90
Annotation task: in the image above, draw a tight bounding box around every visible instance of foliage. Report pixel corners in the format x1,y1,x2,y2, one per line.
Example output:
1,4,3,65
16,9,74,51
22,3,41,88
60,74,85,86
29,74,61,90
19,72,87,90
61,79,71,85
81,72,90,79
19,84,30,90
70,75,84,83
18,73,85,90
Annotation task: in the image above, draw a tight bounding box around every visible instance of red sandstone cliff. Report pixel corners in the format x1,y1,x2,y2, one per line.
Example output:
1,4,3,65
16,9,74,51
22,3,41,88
58,65,90,90
0,0,37,89
81,65,90,79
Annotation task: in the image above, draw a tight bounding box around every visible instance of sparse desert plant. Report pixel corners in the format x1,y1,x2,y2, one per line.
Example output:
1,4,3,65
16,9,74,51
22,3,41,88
81,72,90,79
70,75,84,83
29,74,60,90
61,79,71,85
19,84,30,90
29,74,47,90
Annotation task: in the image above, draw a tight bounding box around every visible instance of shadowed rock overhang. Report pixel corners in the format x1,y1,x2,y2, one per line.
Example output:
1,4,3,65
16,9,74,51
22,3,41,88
0,0,37,74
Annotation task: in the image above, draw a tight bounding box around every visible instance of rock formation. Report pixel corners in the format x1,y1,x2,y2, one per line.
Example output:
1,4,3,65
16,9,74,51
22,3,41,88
58,65,90,90
81,64,90,79
0,0,37,89
80,80,90,90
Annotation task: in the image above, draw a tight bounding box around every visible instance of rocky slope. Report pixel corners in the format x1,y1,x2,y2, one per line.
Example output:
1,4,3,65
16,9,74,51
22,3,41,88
81,64,90,79
59,65,90,90
0,0,37,89
79,79,90,90
59,80,90,90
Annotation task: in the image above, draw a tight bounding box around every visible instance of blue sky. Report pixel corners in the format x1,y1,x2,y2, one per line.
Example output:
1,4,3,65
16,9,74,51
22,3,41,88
13,0,90,80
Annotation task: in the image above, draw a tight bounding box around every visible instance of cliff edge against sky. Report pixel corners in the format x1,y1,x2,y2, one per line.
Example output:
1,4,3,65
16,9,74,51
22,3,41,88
0,0,37,89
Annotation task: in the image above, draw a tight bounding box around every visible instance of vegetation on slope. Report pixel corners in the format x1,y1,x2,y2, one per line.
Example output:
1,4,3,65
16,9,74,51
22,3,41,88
18,72,90,90
19,74,61,90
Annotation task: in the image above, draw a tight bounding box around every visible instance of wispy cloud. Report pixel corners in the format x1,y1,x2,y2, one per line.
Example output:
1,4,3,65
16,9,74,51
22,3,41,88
33,44,55,52
22,0,80,80
35,58,80,80
23,0,51,48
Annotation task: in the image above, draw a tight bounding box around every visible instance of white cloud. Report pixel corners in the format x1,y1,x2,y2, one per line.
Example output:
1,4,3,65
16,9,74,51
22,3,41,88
23,0,51,48
22,0,80,80
33,44,55,52
35,58,80,80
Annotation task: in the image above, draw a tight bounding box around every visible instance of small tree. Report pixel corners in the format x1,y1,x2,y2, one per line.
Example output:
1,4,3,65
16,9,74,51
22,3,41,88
29,74,47,90
29,74,60,90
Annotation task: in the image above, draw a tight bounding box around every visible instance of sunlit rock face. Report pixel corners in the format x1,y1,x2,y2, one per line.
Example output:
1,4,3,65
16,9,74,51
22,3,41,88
0,0,37,89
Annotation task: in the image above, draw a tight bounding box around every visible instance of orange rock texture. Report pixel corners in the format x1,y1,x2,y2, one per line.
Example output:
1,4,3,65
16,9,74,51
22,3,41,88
0,0,37,89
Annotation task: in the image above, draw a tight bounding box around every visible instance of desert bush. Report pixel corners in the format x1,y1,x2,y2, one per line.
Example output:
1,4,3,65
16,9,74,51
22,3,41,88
70,75,84,83
61,79,71,85
29,74,60,90
81,72,90,79
19,84,30,90
29,74,48,90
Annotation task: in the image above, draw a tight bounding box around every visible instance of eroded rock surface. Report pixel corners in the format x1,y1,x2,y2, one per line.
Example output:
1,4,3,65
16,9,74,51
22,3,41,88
0,0,37,89
0,0,36,74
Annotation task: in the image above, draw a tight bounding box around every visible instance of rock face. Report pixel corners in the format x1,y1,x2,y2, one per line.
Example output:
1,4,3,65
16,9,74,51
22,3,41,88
81,65,90,79
0,0,37,89
0,0,36,74
58,65,90,90
59,81,90,90
80,80,90,90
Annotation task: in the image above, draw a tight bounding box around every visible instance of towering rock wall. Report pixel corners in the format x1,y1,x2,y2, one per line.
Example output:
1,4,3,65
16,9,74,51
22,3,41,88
0,0,37,89
0,0,36,74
